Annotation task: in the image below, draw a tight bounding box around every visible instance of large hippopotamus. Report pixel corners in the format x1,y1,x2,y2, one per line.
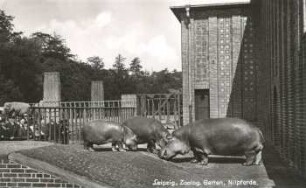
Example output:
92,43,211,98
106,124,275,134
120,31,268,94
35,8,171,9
159,118,264,166
121,117,169,153
4,102,30,116
82,120,137,151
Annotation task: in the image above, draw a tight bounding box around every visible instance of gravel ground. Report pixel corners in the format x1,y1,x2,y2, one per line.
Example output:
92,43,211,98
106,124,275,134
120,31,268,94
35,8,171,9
16,144,275,188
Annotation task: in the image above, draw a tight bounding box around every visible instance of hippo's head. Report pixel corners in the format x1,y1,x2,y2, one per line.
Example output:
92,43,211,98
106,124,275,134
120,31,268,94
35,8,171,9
123,126,138,151
159,134,190,160
154,131,171,151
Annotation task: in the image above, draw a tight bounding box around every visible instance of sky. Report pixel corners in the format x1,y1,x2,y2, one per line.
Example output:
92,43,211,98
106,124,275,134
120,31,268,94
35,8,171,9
0,0,249,71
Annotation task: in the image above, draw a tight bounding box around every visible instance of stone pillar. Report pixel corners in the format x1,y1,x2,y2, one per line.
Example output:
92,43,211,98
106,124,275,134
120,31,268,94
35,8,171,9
91,81,104,101
43,72,61,105
42,72,61,123
121,94,137,118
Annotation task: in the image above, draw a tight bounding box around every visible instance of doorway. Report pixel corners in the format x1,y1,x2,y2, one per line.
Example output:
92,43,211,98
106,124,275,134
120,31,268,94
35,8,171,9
195,89,210,120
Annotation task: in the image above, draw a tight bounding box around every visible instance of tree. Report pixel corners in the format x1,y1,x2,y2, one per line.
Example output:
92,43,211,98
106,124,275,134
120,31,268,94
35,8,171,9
112,54,126,72
0,10,184,103
129,57,143,76
31,32,74,60
87,56,104,70
0,10,21,43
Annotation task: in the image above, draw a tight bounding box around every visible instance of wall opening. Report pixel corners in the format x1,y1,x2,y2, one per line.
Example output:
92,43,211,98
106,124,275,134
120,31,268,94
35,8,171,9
194,89,210,120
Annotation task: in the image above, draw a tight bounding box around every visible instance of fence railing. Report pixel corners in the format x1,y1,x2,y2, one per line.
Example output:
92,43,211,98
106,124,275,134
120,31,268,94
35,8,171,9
7,96,182,144
30,100,136,108
26,105,136,144
137,93,182,128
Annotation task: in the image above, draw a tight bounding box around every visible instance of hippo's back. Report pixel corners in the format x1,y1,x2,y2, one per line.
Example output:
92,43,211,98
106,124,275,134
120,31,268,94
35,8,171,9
122,117,165,142
189,118,262,155
122,117,155,135
83,120,123,143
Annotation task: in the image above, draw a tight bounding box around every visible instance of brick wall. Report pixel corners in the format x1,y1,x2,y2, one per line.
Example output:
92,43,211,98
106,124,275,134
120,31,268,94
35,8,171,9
173,0,306,178
0,159,82,188
178,5,257,125
253,0,306,178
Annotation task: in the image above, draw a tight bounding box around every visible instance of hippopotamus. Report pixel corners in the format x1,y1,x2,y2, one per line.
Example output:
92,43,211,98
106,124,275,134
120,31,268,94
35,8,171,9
82,120,137,151
121,117,170,153
159,118,264,166
4,102,30,116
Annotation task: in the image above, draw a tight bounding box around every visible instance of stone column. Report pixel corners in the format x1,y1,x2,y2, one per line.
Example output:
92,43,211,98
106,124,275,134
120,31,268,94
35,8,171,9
91,81,104,101
121,94,137,119
43,72,61,105
42,72,61,124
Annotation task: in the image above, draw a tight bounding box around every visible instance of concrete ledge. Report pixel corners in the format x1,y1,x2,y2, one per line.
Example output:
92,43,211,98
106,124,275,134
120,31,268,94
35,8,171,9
9,152,112,188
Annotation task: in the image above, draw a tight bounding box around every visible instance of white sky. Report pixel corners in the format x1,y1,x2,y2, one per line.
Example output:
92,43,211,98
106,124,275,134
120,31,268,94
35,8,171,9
0,0,249,71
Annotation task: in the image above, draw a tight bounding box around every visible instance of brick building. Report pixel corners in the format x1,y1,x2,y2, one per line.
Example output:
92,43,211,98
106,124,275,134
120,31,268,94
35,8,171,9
171,1,256,125
171,0,306,178
252,0,306,178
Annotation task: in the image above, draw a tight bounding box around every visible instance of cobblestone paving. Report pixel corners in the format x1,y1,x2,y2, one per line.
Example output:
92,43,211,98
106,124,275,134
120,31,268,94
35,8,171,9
17,144,275,188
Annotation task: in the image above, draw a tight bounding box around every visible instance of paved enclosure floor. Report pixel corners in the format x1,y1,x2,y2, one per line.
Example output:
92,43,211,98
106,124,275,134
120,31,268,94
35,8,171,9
0,141,53,160
16,144,274,188
2,141,305,188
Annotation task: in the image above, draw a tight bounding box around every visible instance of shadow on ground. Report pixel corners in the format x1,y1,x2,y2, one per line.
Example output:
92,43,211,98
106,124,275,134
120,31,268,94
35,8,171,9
171,156,245,164
263,143,306,188
93,147,147,152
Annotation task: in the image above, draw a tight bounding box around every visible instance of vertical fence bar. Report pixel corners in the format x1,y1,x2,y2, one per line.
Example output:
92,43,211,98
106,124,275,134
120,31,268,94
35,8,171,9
70,106,73,144
178,94,182,127
75,107,78,143
37,108,41,141
54,108,58,143
42,108,46,141
167,98,170,122
65,108,69,144
47,108,51,141
52,108,55,142
173,97,178,129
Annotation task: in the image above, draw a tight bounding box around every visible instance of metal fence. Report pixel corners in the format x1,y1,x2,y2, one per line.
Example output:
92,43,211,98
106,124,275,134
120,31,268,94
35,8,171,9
26,101,136,144
3,96,181,144
137,93,182,129
30,100,134,108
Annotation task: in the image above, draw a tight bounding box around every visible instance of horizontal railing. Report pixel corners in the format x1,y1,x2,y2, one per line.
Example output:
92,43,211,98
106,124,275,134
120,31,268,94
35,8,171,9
30,100,136,108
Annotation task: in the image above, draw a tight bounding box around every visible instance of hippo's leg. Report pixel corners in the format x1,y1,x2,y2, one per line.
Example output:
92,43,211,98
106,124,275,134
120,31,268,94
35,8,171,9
117,142,126,152
147,140,158,154
198,153,209,166
122,143,128,150
191,148,202,163
84,141,93,150
190,148,209,165
254,150,262,165
243,151,256,166
112,142,119,152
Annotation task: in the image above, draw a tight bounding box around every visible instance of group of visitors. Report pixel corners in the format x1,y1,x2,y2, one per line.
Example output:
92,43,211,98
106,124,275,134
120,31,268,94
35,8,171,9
0,109,30,140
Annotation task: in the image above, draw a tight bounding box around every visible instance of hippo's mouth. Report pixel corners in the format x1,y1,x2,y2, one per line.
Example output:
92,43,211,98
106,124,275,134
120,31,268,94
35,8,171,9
127,145,138,151
160,153,177,161
165,156,175,161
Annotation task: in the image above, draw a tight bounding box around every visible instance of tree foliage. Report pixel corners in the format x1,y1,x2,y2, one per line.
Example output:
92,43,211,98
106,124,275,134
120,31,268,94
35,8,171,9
0,10,182,105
